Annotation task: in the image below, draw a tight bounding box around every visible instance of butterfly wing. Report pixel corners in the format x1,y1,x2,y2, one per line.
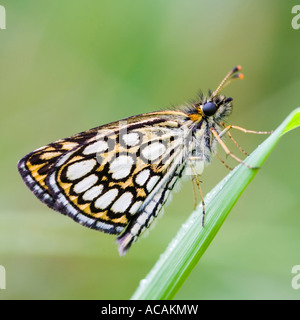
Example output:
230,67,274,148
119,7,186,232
18,111,193,252
17,134,95,210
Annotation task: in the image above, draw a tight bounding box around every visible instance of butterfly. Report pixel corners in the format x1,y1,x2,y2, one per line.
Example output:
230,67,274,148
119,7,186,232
18,66,268,256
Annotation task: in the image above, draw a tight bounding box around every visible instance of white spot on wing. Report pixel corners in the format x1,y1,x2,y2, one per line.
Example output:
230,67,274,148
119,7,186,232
83,140,108,155
94,188,119,209
73,174,98,194
82,185,104,201
111,192,133,213
67,159,96,180
122,132,140,147
146,175,160,192
129,200,143,215
56,150,76,167
135,169,150,186
142,142,166,161
109,155,133,180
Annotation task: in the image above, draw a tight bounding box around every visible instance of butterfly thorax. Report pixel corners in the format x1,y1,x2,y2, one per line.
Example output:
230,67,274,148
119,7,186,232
179,93,233,165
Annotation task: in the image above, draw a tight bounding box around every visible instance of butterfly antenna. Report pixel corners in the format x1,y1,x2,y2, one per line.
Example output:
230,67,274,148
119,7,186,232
211,65,244,99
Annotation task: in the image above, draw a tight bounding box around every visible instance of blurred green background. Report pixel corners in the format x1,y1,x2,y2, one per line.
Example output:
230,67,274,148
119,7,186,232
0,0,299,300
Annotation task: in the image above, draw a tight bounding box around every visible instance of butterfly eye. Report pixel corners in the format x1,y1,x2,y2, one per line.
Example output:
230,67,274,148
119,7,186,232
202,101,217,116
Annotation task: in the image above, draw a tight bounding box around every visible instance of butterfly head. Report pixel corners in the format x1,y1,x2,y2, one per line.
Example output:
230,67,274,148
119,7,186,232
190,66,243,122
200,94,234,121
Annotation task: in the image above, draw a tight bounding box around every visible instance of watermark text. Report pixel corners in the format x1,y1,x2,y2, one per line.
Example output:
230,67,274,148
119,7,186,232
0,5,6,30
292,5,300,30
0,265,6,289
292,265,300,290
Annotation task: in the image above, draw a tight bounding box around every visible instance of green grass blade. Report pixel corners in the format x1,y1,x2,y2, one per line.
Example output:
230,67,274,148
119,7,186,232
131,108,300,300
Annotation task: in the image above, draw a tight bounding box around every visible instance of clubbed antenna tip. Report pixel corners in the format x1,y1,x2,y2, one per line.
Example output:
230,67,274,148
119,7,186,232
211,65,244,99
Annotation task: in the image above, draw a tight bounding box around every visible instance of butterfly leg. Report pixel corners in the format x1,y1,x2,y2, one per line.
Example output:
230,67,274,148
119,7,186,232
210,127,259,169
191,177,198,209
218,125,249,156
216,152,233,170
226,131,249,156
189,159,206,226
220,123,272,135
219,122,271,156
